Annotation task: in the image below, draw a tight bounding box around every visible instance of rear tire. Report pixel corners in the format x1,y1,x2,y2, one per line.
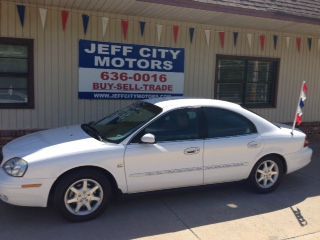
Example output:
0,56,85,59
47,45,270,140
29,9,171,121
248,156,284,193
53,169,112,222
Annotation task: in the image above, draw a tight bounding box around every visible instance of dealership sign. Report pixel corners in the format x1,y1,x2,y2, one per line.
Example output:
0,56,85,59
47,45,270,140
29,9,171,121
78,40,184,99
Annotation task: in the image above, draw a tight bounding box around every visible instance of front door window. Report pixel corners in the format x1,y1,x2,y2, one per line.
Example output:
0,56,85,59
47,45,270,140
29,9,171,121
131,108,201,143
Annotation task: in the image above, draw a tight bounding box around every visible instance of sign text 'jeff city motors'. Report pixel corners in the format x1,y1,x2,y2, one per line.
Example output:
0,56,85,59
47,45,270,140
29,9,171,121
78,39,185,99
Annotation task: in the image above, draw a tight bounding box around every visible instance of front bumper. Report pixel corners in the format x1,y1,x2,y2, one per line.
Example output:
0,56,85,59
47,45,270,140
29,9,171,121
285,147,313,174
0,169,56,207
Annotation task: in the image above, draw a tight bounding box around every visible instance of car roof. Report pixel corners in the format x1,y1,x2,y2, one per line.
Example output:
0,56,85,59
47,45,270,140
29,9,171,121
143,97,242,111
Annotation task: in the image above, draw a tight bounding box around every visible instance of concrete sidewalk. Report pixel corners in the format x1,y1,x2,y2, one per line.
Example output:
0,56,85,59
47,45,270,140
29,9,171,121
0,138,319,240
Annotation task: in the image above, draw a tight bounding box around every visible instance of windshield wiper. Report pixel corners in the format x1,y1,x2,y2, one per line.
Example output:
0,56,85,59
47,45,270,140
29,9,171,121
81,123,104,142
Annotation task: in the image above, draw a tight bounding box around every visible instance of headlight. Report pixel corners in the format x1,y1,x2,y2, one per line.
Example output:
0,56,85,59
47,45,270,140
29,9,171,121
3,158,28,177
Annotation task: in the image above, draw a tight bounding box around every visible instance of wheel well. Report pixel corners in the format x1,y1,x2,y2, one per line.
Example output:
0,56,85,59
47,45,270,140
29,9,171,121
47,166,120,207
260,153,287,174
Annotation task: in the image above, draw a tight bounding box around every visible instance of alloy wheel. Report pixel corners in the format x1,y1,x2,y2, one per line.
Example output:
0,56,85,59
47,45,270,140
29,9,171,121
255,160,279,189
64,179,104,216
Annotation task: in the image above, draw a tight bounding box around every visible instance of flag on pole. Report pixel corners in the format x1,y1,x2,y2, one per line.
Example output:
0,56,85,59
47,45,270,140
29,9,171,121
293,81,308,129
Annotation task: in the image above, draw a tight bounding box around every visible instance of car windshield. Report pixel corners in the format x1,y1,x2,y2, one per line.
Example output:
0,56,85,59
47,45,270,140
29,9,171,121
85,101,162,143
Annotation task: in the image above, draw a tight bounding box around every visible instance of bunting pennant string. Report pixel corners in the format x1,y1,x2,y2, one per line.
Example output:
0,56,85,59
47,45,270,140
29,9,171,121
286,36,290,49
82,14,89,34
233,32,238,47
247,33,253,48
121,20,129,40
273,35,278,50
204,29,211,47
189,27,195,43
173,25,179,43
17,5,26,27
307,37,312,51
39,8,47,29
156,24,162,43
219,31,225,48
61,10,69,32
139,21,146,37
259,34,266,50
11,5,320,52
296,37,302,52
101,17,109,37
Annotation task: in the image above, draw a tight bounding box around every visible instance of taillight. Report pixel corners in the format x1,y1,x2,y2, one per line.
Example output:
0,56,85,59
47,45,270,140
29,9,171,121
304,138,309,148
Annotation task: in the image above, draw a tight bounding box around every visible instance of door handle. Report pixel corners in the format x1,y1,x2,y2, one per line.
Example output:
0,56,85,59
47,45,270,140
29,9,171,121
247,141,260,148
184,147,200,155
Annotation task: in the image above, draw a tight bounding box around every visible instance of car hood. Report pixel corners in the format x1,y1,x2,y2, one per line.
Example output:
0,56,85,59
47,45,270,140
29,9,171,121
2,125,107,162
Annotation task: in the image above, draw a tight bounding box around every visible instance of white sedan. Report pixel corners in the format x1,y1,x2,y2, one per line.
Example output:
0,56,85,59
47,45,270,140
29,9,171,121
0,98,312,221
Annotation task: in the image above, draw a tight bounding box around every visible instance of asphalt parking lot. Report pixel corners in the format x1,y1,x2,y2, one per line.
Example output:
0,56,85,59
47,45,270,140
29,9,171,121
0,137,319,240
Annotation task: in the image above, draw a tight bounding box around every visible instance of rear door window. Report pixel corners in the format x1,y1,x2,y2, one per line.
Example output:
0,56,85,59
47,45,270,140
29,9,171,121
203,107,257,138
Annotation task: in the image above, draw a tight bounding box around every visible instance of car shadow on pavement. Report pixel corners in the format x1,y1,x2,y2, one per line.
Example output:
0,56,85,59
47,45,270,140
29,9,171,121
0,142,319,240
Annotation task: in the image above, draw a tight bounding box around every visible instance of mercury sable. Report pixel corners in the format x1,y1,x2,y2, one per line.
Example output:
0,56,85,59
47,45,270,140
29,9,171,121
0,98,312,221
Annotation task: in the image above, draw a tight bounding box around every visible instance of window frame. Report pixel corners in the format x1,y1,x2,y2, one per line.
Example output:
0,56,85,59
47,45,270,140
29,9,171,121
214,54,280,108
202,107,258,139
0,37,34,109
129,107,204,144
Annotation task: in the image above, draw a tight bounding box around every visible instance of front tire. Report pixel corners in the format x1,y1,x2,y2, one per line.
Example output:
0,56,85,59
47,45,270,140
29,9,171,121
248,156,284,193
53,169,112,222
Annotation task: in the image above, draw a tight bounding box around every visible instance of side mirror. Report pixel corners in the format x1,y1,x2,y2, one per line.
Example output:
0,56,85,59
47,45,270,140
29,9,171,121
141,133,156,144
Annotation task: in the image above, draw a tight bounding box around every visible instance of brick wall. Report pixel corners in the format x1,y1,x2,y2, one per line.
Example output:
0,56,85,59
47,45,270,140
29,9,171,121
0,129,41,147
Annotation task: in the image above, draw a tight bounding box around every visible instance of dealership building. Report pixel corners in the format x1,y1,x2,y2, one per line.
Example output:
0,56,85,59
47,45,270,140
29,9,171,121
0,0,320,144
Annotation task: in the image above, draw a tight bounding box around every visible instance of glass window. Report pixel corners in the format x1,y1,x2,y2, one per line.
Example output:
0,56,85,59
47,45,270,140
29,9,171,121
132,108,201,143
89,101,162,143
203,107,257,138
0,38,34,108
215,55,279,108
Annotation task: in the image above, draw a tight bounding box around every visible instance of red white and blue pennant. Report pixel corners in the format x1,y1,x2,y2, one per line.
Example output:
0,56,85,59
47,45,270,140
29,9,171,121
294,81,308,128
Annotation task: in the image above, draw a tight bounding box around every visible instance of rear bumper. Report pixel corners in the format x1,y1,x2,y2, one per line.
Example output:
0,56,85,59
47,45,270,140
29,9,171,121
285,147,313,174
0,169,55,207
